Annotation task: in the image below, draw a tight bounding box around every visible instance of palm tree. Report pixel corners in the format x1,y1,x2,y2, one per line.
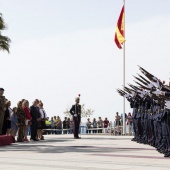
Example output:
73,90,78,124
0,13,11,53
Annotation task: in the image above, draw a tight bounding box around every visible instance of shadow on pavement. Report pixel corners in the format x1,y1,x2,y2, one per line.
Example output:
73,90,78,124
0,136,154,154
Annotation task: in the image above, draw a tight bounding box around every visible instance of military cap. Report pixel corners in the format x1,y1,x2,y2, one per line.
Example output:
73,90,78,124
75,94,80,101
75,97,80,101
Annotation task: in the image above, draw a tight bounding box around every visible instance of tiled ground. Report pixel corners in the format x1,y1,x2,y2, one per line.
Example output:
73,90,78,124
0,135,169,170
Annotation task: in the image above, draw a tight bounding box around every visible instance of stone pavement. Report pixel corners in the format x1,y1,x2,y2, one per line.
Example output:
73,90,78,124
0,135,170,170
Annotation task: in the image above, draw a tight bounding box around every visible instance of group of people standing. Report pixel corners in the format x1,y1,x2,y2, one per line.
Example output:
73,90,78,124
86,117,110,133
45,116,72,134
0,88,47,142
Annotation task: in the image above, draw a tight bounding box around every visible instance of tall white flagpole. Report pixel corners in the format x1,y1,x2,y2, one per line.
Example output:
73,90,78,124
123,0,126,135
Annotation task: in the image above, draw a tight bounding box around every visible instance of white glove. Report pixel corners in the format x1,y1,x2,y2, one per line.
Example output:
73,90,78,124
152,80,160,89
139,93,144,98
165,101,170,109
142,91,147,95
152,76,157,81
74,114,77,117
152,90,162,96
145,90,150,94
147,83,153,88
137,90,141,93
124,94,130,98
131,91,135,97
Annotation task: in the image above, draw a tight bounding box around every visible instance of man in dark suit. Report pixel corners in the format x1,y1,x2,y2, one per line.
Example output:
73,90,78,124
0,88,6,135
70,96,81,139
30,99,41,141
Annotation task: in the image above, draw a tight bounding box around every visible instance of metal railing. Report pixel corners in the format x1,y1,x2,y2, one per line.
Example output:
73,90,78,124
42,121,133,136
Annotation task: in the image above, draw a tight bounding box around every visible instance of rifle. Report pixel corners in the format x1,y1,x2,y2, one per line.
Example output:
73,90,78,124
128,83,141,91
133,80,150,90
133,75,148,86
138,65,155,81
138,65,163,89
137,73,150,84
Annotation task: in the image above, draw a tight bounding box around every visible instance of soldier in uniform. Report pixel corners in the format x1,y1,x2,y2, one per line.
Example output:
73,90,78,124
70,95,81,139
0,88,6,135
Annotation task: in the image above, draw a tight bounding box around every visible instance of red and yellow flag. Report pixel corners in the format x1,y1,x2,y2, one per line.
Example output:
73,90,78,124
114,6,125,49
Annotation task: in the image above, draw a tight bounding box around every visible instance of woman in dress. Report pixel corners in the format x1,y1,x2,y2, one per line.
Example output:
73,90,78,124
17,101,26,142
22,100,32,142
10,107,19,138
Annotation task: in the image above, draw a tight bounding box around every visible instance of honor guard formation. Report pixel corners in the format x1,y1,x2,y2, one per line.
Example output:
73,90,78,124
117,66,170,158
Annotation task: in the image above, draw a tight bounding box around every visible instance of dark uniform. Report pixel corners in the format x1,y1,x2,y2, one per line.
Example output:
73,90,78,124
30,105,40,140
63,118,67,134
2,107,11,135
70,103,81,139
0,94,6,135
117,66,170,158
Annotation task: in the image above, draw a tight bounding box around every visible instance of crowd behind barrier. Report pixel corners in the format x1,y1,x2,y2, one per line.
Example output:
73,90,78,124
42,120,133,136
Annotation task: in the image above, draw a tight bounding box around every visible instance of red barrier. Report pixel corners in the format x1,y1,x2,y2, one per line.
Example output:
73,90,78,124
0,135,15,146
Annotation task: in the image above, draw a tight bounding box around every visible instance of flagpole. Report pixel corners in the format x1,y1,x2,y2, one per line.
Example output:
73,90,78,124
123,0,126,135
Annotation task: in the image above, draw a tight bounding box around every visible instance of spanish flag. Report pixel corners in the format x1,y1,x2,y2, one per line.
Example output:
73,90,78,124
114,6,125,49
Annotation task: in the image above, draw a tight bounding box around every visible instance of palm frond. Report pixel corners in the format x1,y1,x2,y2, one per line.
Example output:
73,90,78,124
0,34,11,53
0,13,6,30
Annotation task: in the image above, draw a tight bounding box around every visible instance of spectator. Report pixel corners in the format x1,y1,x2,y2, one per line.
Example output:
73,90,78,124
54,116,57,134
17,101,26,142
115,112,121,135
30,100,41,141
92,118,97,133
2,100,11,135
22,100,32,142
104,117,109,133
10,107,18,139
97,117,103,133
127,112,133,134
104,117,109,128
45,117,51,134
56,116,62,134
86,118,91,134
63,117,68,134
67,118,71,134
50,117,55,134
115,112,121,126
38,101,47,140
0,87,6,136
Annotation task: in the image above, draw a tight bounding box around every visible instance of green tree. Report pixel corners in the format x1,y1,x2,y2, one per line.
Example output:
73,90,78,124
64,104,94,118
0,13,11,53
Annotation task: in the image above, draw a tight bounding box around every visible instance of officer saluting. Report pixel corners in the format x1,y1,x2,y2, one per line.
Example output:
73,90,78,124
70,94,81,139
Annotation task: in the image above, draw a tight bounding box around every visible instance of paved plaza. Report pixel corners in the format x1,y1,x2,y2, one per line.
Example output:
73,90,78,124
0,135,170,170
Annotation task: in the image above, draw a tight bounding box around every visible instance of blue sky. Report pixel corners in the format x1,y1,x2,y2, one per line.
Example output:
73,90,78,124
1,0,170,122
